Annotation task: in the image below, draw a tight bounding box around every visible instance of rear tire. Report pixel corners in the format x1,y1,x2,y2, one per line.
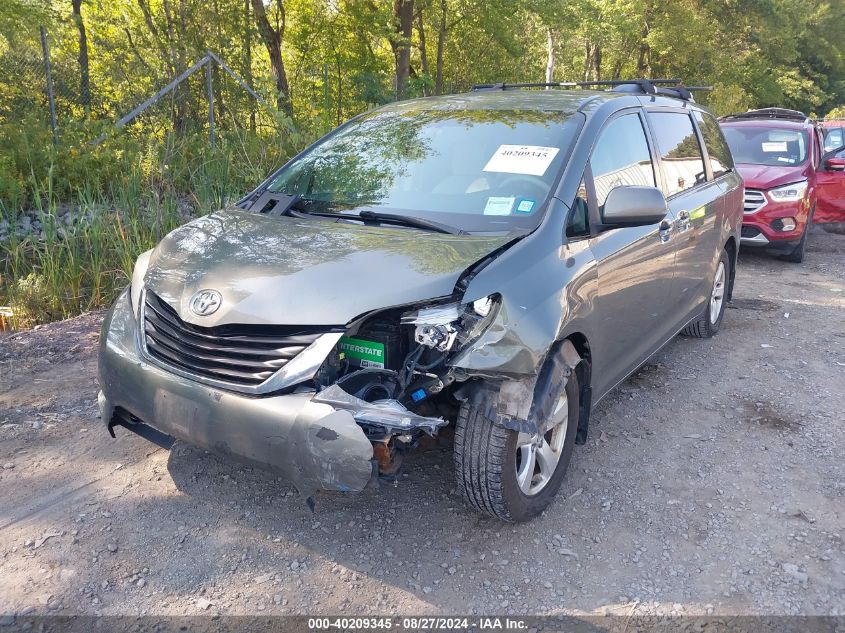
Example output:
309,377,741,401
681,248,729,338
454,367,580,523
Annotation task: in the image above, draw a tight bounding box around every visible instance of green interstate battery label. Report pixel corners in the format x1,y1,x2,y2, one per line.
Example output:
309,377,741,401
338,337,385,368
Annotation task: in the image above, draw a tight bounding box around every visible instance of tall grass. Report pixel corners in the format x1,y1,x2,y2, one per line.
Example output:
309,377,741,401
0,127,302,329
0,184,185,327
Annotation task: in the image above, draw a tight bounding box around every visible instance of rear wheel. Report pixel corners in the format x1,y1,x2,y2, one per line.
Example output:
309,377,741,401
681,248,729,338
454,365,580,522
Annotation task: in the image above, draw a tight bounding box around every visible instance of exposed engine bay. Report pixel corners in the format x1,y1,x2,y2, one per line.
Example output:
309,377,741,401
311,296,498,477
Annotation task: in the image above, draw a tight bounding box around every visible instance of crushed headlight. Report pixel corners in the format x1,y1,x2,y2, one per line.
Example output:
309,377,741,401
768,180,807,203
472,296,494,317
401,295,500,352
401,302,461,351
401,303,462,325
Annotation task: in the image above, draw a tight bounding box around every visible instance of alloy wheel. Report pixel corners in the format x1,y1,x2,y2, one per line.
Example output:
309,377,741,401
710,261,726,324
515,392,568,496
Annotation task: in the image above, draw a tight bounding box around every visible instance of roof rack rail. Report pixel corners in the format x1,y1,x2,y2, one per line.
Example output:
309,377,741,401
470,78,710,102
720,108,809,123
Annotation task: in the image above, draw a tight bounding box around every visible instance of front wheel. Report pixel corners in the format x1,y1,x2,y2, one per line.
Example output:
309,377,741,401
681,248,729,338
454,369,580,522
780,223,810,264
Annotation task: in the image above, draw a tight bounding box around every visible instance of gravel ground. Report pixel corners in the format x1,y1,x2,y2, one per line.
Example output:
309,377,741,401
0,226,843,619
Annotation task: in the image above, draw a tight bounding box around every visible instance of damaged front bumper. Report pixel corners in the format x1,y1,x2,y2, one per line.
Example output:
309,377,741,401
98,288,442,496
313,385,446,434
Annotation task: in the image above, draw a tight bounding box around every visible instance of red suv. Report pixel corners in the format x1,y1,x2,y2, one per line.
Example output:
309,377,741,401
720,108,845,262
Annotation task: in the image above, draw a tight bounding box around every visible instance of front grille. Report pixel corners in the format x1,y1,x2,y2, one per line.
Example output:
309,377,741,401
743,189,767,214
741,226,760,238
143,291,326,387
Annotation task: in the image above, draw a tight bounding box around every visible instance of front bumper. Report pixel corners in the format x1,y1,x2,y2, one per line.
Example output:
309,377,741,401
98,288,374,496
741,195,810,248
739,225,800,252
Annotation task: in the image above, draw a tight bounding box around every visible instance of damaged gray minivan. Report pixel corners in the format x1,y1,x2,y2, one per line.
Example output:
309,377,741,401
99,80,743,521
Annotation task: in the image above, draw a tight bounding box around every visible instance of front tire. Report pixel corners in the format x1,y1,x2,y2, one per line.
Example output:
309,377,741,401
681,248,729,338
454,369,580,522
781,223,810,263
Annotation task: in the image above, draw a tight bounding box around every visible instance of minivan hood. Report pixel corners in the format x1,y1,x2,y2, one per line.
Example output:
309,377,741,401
736,163,809,190
143,208,512,326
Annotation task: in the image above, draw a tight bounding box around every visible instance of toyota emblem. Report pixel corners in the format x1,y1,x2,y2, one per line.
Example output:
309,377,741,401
189,289,222,316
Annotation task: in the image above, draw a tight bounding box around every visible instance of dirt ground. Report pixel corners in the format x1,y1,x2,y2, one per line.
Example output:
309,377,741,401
0,227,843,619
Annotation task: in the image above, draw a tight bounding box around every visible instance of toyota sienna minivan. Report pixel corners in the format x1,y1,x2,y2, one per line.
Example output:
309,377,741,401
99,80,743,522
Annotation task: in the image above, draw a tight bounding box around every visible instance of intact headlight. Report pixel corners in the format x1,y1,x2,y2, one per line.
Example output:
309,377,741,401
129,249,153,318
400,295,500,352
768,180,808,202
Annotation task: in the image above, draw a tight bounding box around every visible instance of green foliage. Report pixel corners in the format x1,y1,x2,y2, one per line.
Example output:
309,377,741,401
0,127,309,328
8,272,56,327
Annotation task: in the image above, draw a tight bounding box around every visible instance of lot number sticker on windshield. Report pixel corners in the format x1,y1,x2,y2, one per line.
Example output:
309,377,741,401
483,145,560,176
484,196,515,215
762,141,787,153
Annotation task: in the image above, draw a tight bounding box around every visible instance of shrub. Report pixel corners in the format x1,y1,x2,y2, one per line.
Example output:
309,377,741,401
7,272,58,328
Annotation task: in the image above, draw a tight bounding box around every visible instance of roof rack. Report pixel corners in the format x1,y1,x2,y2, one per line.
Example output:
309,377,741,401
720,108,809,123
470,78,712,102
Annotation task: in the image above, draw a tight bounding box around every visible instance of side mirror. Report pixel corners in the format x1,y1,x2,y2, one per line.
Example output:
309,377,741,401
824,156,845,171
601,186,668,226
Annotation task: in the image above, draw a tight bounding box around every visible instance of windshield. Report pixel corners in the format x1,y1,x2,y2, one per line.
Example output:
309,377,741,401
266,106,582,233
722,125,808,167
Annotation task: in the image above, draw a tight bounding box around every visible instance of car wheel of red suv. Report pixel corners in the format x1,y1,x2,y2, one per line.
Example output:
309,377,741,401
780,206,814,264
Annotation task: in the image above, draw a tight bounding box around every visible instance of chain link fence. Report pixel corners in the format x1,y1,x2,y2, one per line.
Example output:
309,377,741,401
0,29,54,135
0,26,278,147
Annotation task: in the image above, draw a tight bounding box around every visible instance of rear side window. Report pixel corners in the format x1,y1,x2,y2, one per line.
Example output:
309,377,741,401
590,113,655,208
694,111,734,178
648,112,707,197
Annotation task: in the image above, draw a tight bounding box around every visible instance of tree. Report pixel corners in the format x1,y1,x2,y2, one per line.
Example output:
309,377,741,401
434,0,446,94
1,0,844,143
251,0,293,117
390,0,414,99
71,0,91,114
545,27,554,83
243,0,256,131
416,1,430,95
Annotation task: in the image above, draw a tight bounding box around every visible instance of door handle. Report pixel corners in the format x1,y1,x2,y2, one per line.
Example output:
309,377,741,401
658,219,672,242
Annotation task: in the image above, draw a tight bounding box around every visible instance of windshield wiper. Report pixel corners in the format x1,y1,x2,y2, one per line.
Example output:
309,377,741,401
250,194,466,235
355,210,466,235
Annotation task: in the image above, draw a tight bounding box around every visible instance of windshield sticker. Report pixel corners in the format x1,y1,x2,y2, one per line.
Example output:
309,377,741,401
484,196,515,215
483,145,560,176
762,142,788,152
515,199,536,214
